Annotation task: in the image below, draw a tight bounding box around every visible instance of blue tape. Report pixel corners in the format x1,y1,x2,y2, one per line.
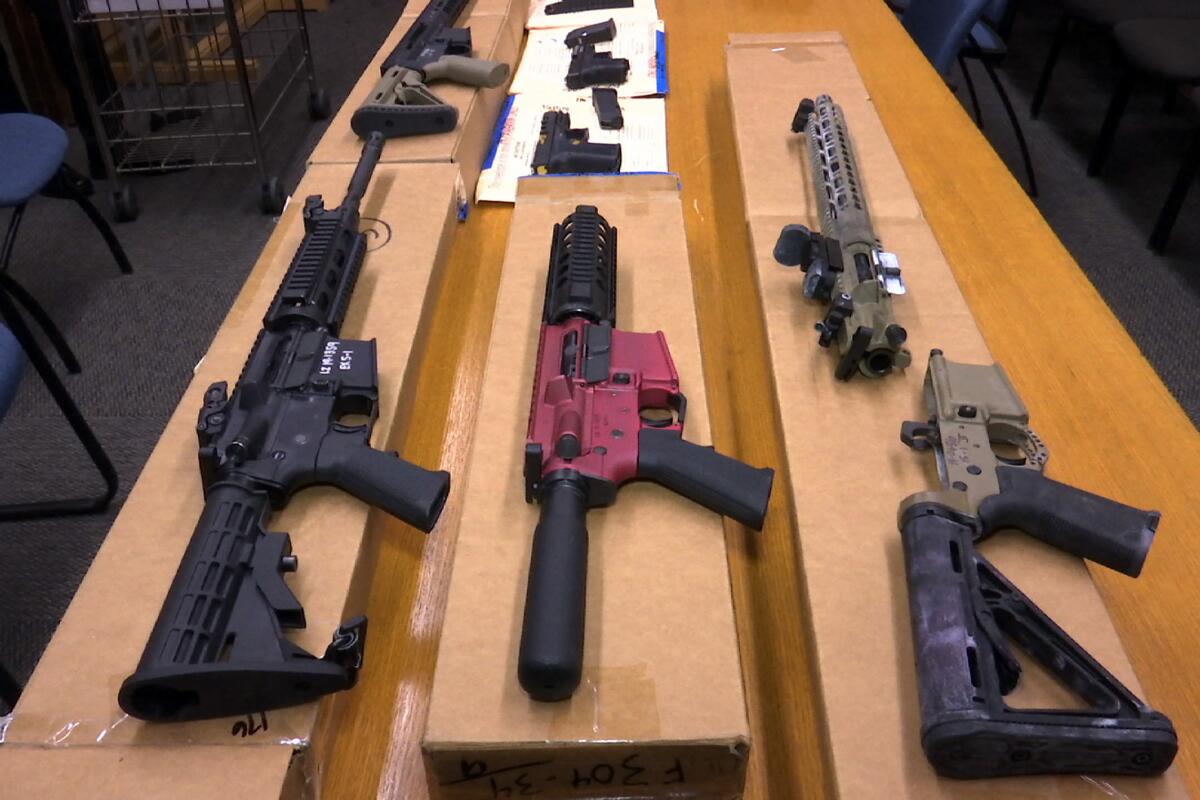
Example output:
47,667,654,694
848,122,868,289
482,94,516,171
655,29,668,95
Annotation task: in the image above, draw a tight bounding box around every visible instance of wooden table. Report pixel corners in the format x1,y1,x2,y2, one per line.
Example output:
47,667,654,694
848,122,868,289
320,1,1200,797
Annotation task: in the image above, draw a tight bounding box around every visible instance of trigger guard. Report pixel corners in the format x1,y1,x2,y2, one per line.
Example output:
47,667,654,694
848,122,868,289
987,421,1048,470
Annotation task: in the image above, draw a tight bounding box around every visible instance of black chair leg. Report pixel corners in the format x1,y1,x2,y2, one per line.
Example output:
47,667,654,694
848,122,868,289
0,208,81,374
1,203,24,276
981,59,1038,197
0,660,19,710
1089,70,1135,176
64,180,133,275
0,274,82,374
958,56,985,129
1149,125,1200,254
0,288,118,521
1031,12,1071,119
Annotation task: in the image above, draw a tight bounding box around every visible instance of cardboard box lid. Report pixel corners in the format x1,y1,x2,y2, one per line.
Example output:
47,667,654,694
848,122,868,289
424,174,748,794
307,13,518,197
0,744,295,798
1,161,461,752
726,33,1189,799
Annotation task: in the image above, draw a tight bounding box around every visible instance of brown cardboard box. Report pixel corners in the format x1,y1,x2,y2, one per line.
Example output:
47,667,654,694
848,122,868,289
422,174,751,800
307,11,521,201
0,161,461,796
725,33,1190,799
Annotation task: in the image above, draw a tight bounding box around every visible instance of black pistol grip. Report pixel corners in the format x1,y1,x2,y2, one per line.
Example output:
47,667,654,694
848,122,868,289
120,484,356,721
978,466,1159,577
317,440,450,533
636,428,774,530
519,475,589,702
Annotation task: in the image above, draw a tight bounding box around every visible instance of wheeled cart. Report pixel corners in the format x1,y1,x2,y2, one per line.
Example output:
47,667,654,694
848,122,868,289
57,0,331,219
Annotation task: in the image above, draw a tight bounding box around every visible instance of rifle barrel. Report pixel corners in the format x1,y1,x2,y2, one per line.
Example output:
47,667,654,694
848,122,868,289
343,132,385,211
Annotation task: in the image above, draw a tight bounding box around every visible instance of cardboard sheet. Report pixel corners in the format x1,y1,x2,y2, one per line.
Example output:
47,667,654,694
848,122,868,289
725,32,1189,800
307,12,519,203
423,174,749,800
0,745,296,799
0,162,461,796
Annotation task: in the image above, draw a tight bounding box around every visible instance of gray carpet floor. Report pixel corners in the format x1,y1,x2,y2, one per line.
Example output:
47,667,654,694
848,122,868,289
1,2,1197,713
0,0,408,711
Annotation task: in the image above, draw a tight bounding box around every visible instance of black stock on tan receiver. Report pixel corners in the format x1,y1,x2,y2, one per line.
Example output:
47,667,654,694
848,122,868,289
351,0,510,139
899,350,1176,779
117,134,451,723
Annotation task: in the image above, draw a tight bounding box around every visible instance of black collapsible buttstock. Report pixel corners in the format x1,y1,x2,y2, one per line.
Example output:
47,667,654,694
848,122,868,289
518,476,589,702
901,504,1177,779
979,466,1159,577
637,428,773,530
118,484,365,722
315,433,450,533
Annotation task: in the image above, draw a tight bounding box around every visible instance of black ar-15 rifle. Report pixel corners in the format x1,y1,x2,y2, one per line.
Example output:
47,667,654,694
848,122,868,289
118,134,451,723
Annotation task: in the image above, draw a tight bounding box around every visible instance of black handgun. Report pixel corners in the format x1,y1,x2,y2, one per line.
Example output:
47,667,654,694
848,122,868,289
351,0,510,138
117,134,451,723
899,350,1177,778
531,110,622,175
565,45,630,90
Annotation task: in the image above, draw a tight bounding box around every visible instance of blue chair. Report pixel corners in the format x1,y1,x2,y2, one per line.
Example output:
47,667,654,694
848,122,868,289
0,114,121,521
902,0,1037,196
1,114,132,375
0,324,21,417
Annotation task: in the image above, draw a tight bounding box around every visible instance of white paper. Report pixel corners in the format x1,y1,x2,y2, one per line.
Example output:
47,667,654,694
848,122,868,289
476,92,668,204
510,20,666,98
526,0,658,30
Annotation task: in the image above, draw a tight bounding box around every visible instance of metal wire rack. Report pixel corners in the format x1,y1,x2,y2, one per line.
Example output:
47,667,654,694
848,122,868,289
57,0,329,220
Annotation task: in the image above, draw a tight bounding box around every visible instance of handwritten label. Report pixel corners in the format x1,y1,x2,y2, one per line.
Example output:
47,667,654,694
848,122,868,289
230,711,269,738
442,753,690,798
